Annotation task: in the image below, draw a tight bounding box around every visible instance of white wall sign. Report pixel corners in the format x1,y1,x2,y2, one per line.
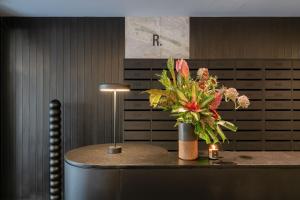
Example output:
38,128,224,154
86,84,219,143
125,17,189,59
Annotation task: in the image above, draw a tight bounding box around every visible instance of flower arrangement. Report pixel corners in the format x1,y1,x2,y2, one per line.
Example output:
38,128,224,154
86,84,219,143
145,58,250,144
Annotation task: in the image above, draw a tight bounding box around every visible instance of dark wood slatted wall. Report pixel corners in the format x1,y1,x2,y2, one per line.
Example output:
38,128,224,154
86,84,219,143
124,59,300,151
0,17,125,199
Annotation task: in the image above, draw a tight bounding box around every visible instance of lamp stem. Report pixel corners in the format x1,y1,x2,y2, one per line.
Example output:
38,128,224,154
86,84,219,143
113,91,117,147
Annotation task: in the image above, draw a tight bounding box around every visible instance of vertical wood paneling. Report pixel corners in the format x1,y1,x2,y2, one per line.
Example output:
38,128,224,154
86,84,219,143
104,20,112,143
98,19,105,144
63,19,71,152
0,17,125,199
9,20,17,199
70,18,78,149
36,19,43,198
118,19,125,143
29,19,37,199
15,22,23,199
77,19,84,147
42,19,50,200
190,18,300,59
90,19,98,144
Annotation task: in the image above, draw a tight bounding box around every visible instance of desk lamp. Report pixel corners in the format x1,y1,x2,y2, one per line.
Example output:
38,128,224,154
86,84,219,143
99,83,130,154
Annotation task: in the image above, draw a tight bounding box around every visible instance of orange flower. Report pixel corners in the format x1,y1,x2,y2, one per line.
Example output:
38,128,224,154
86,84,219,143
184,101,201,112
176,59,189,79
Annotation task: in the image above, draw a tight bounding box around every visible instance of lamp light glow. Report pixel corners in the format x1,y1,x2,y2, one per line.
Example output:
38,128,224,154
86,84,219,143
100,88,130,92
99,83,130,92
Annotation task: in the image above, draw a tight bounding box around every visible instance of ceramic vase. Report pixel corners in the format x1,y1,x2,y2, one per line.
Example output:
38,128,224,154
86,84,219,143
178,123,198,160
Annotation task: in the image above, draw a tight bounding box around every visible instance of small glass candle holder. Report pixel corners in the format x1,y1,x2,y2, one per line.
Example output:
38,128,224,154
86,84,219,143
208,144,219,160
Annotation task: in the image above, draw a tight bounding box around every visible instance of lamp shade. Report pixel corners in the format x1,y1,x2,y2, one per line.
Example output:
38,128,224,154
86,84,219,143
99,83,130,92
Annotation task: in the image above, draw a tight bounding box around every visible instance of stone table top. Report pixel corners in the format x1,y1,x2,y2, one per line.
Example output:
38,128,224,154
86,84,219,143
65,143,300,169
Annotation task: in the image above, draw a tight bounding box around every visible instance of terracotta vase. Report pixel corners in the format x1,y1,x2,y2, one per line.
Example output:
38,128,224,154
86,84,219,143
178,123,199,160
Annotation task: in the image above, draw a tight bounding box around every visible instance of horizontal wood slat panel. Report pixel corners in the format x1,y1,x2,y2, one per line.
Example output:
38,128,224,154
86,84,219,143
236,70,263,79
235,142,263,151
124,59,300,151
126,80,300,90
293,141,300,150
265,142,292,151
264,131,292,140
266,70,292,79
124,100,151,110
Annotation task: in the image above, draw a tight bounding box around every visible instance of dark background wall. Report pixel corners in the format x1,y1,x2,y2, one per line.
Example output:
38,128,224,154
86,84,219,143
2,17,300,199
0,17,125,199
190,18,300,59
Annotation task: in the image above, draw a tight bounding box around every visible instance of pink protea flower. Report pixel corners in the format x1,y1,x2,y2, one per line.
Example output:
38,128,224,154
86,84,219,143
224,88,239,101
238,95,250,108
181,64,189,79
176,59,183,72
197,68,209,81
176,59,189,79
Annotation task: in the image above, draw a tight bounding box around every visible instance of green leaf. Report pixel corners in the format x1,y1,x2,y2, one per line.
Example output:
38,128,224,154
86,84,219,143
216,125,227,142
200,109,212,116
206,126,219,144
201,95,215,108
159,70,172,89
190,112,200,121
191,84,196,101
144,89,165,95
167,57,176,86
149,94,161,108
177,74,182,87
217,120,238,132
194,123,211,144
176,89,188,102
201,133,211,144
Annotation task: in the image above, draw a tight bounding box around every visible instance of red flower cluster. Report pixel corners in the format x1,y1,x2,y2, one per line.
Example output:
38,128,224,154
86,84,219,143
184,101,201,112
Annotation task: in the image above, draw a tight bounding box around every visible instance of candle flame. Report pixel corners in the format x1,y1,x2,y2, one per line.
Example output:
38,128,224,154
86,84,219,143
210,144,218,150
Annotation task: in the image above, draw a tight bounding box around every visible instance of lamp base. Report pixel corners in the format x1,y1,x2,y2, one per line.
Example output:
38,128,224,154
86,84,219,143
107,145,122,154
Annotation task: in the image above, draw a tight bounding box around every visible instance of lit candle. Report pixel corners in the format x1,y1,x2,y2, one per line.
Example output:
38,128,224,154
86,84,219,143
208,144,219,160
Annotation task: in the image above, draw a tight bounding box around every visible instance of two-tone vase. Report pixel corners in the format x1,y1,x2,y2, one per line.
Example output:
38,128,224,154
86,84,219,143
178,123,198,160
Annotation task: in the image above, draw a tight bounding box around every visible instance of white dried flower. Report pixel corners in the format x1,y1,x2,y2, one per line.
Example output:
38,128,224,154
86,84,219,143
197,68,209,80
237,95,250,108
224,88,239,101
